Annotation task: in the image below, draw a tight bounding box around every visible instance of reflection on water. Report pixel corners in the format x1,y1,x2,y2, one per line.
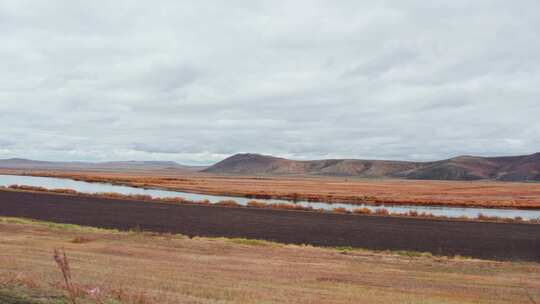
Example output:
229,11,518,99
1,174,539,220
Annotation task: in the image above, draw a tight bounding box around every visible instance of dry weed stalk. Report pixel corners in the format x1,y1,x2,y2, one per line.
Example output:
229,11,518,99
53,249,78,304
53,249,105,304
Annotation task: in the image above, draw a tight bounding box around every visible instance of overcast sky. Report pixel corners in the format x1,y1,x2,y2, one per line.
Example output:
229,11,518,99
1,1,539,164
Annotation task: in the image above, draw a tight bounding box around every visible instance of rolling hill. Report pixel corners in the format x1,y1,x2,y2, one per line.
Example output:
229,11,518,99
203,153,540,181
0,158,205,172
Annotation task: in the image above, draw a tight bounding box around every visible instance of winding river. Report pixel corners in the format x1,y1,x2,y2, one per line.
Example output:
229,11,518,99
1,174,539,220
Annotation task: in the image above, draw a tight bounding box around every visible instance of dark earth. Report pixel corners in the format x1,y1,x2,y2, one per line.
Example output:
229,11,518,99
0,189,538,262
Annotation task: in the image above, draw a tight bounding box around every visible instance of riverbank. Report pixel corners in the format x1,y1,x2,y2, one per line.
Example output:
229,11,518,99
1,168,540,209
1,189,539,261
4,185,540,223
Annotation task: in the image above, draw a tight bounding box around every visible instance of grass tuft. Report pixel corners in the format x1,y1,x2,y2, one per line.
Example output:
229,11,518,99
70,236,94,244
228,238,272,246
215,200,241,207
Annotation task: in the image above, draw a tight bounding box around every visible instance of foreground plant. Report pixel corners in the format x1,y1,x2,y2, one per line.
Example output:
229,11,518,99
53,249,105,304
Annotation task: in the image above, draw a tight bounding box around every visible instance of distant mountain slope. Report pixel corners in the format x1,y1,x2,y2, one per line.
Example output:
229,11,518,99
203,153,540,181
0,158,205,172
203,153,421,177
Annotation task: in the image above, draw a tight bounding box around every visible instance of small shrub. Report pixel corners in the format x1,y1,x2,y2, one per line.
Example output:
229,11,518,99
408,210,418,217
71,236,94,244
159,197,187,204
51,188,79,195
8,185,48,192
198,199,211,205
269,203,313,211
352,208,372,215
127,194,153,201
477,213,497,221
332,207,348,214
215,200,241,207
374,208,390,216
247,200,268,208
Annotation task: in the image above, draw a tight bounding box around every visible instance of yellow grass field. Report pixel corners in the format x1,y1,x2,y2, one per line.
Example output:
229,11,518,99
1,217,539,304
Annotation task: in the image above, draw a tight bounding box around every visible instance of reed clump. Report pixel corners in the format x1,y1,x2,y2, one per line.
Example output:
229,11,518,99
215,200,241,207
374,208,390,216
269,203,313,211
332,207,348,214
352,208,372,215
247,200,268,208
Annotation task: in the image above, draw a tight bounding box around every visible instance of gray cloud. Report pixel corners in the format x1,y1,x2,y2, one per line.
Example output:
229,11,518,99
0,1,539,164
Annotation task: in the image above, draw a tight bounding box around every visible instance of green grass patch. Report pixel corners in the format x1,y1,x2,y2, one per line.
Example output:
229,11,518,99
335,246,355,254
0,217,190,241
0,285,123,304
0,217,120,234
227,238,282,247
394,250,433,258
0,285,68,304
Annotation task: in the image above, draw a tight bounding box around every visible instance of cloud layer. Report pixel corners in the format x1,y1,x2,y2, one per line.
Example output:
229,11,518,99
1,1,539,164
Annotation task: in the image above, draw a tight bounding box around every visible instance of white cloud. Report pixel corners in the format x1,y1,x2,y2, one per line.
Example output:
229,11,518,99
0,1,539,164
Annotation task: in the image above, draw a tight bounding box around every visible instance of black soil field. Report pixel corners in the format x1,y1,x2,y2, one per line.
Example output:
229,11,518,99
0,189,539,261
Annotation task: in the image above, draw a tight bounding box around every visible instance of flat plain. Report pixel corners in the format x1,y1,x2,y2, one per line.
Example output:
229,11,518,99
1,217,540,304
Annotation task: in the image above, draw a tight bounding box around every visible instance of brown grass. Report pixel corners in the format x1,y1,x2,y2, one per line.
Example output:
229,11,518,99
374,208,390,216
214,200,241,207
352,207,372,215
53,249,79,304
1,218,540,303
332,207,348,214
71,236,94,244
407,210,419,217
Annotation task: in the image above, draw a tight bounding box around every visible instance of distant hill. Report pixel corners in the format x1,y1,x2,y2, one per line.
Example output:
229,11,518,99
0,158,205,172
203,153,540,181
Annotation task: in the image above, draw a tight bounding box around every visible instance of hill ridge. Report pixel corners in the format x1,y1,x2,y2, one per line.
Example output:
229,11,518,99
0,159,205,172
203,152,540,181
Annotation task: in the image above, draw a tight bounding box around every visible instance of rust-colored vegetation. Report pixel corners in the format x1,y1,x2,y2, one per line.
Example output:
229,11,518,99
352,208,372,215
4,184,539,224
215,200,241,207
3,168,540,210
332,207,348,214
374,208,390,216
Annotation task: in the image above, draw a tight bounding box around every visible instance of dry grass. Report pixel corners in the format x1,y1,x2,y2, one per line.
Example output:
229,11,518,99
4,168,540,209
352,207,372,215
1,217,539,304
332,207,348,214
214,200,242,207
374,208,390,216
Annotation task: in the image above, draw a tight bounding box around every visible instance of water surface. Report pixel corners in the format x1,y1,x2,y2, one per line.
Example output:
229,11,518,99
1,174,539,220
